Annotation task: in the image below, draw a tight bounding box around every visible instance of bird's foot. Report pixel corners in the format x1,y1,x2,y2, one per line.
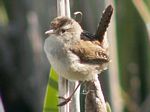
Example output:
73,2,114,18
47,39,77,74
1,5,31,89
57,96,72,106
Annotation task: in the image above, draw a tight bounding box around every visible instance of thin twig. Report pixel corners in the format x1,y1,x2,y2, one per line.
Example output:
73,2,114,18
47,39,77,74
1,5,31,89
105,0,124,111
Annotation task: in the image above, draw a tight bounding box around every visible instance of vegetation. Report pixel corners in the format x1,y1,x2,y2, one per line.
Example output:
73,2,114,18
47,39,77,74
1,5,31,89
0,0,150,112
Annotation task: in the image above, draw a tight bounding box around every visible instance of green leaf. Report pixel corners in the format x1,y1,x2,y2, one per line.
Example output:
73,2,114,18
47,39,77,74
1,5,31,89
43,68,58,112
106,102,112,112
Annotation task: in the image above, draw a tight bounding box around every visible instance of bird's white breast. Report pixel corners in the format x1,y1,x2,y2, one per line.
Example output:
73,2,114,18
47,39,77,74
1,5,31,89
44,35,70,77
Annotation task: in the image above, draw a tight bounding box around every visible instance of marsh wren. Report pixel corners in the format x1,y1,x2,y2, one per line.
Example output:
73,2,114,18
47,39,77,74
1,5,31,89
44,5,113,106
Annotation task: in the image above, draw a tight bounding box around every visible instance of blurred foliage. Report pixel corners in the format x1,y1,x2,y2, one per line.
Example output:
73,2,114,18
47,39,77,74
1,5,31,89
0,0,50,112
0,1,8,25
115,0,150,112
144,0,150,11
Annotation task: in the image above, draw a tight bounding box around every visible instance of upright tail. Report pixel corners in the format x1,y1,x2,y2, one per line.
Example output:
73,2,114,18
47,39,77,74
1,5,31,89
95,5,113,42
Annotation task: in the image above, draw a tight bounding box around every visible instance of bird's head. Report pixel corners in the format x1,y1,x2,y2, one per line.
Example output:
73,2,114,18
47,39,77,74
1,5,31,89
45,16,82,37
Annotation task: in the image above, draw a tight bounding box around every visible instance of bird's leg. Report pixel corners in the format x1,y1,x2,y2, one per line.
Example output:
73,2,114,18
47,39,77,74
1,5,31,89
57,81,82,106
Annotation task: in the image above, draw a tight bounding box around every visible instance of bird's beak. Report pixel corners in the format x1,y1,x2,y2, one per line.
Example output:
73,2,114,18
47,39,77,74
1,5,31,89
45,29,54,34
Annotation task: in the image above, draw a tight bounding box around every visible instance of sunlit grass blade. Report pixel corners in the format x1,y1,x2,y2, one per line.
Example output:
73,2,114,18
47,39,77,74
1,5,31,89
43,68,58,112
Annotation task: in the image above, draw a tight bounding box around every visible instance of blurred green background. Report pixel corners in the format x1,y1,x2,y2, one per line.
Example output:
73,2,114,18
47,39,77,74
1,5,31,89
0,0,150,112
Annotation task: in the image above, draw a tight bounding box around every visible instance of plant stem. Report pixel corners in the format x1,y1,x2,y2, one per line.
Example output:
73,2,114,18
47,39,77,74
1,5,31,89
57,0,80,112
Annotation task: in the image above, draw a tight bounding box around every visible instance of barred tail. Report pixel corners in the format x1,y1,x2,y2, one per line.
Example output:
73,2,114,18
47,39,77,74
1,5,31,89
95,5,113,42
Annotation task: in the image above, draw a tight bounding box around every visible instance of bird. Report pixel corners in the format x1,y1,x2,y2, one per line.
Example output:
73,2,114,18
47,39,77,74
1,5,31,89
44,5,113,106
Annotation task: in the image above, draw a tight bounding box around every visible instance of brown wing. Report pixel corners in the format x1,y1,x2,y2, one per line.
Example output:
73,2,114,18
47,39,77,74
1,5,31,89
70,40,109,64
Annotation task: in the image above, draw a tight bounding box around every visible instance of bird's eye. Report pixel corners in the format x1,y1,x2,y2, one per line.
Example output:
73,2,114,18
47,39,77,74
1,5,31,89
61,29,66,33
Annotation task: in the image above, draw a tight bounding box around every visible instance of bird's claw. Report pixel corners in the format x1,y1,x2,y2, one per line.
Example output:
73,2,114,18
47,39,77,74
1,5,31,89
57,96,72,106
